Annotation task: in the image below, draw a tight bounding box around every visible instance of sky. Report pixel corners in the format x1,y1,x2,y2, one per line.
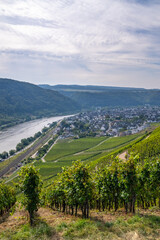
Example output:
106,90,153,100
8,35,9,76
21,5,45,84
0,0,160,89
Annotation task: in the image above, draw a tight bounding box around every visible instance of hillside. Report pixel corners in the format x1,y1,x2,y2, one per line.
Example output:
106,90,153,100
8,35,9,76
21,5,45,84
1,121,160,239
130,125,160,159
0,79,80,129
39,84,160,109
1,127,160,240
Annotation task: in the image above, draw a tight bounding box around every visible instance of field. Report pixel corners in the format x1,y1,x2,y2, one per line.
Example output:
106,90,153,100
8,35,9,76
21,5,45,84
45,137,106,162
32,133,143,185
86,134,140,152
4,132,144,187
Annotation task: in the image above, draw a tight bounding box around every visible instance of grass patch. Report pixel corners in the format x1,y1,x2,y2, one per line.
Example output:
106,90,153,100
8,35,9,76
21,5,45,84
0,207,159,240
0,221,55,240
56,214,160,240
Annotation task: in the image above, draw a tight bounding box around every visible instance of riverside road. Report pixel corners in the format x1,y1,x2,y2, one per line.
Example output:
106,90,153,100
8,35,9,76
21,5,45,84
0,128,55,178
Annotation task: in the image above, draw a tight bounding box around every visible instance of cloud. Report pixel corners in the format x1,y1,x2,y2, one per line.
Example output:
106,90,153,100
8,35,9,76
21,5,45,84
0,0,160,88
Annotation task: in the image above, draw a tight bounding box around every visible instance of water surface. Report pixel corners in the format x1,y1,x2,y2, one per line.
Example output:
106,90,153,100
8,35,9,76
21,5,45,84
0,115,70,153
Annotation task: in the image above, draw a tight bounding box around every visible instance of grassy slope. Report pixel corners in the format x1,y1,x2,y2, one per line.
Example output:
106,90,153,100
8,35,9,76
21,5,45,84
0,207,160,240
33,134,143,185
2,128,160,239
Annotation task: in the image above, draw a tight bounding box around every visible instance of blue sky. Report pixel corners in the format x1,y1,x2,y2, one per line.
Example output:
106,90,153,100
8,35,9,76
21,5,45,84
0,0,160,88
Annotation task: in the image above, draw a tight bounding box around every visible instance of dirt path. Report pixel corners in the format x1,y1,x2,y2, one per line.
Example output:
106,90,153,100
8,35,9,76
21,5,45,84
145,134,150,139
118,151,127,160
118,134,150,161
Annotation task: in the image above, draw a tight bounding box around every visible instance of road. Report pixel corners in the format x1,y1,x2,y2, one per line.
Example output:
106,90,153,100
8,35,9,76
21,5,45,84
0,126,57,178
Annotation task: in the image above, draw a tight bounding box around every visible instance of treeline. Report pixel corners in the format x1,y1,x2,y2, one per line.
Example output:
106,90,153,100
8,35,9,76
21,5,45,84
15,132,42,152
0,182,16,216
44,157,160,218
0,131,42,160
37,137,57,159
0,122,57,160
130,126,160,159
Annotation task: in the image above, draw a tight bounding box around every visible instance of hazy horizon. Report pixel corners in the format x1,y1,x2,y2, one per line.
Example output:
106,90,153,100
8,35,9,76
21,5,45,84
0,0,160,89
1,77,160,90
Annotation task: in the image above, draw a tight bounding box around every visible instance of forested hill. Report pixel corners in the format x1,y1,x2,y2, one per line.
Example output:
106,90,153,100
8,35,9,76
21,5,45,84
39,84,160,109
39,84,145,91
0,79,80,128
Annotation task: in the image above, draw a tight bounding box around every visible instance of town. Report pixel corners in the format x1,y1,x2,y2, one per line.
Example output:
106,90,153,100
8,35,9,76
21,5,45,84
1,105,160,162
55,106,160,139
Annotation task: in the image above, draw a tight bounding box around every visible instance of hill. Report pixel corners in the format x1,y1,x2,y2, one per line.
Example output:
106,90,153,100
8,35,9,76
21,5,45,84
39,84,145,91
39,84,160,109
0,79,80,129
1,121,160,240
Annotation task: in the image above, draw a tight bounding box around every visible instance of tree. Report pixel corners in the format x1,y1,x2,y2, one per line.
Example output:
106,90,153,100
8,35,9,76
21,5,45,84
9,149,16,156
18,165,42,225
0,151,8,159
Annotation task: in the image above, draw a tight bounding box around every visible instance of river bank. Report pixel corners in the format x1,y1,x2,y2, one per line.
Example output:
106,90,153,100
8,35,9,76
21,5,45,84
0,114,73,153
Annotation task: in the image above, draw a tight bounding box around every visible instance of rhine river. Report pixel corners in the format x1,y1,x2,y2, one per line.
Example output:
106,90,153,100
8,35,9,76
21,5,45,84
0,115,71,153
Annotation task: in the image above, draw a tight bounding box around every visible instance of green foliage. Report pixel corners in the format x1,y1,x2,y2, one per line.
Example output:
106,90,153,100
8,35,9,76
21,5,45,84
56,214,160,240
37,138,55,158
9,149,16,156
0,151,8,159
44,153,160,217
18,165,42,225
0,182,16,216
45,161,94,218
94,155,160,213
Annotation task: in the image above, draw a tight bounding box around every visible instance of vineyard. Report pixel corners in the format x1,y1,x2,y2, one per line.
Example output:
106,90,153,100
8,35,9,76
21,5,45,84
130,126,160,159
0,127,160,239
32,133,142,185
44,156,160,218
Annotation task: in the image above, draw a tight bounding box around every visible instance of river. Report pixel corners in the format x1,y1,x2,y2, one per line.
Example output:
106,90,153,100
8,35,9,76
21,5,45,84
0,115,71,153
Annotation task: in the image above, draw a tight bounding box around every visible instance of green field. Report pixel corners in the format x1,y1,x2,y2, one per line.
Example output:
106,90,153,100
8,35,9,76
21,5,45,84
45,137,106,162
86,134,140,152
5,133,144,186
32,133,143,184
